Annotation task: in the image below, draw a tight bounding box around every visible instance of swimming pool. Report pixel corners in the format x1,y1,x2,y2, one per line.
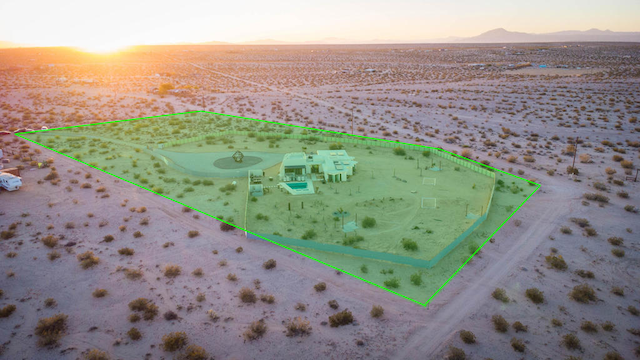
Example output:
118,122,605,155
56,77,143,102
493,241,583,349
287,182,308,189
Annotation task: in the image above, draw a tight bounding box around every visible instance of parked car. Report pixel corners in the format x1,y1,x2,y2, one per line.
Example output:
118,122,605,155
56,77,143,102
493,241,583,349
0,172,22,191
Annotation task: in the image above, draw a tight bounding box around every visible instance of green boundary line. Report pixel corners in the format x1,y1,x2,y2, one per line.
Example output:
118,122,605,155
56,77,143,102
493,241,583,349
16,111,540,306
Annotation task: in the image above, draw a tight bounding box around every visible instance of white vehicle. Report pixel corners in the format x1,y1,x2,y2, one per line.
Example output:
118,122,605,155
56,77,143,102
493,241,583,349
41,126,48,130
0,173,22,191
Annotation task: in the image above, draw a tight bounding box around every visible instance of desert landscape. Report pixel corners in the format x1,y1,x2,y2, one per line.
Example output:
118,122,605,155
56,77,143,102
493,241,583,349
1,39,639,360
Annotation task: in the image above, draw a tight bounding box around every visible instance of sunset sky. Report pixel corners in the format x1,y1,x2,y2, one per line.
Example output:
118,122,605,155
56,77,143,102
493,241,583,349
1,0,639,51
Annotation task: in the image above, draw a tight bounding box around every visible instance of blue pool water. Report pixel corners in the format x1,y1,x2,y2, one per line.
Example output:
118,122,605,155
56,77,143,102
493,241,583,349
288,182,308,189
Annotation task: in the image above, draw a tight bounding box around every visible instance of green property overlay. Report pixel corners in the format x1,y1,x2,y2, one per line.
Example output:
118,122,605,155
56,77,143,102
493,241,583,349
17,111,539,306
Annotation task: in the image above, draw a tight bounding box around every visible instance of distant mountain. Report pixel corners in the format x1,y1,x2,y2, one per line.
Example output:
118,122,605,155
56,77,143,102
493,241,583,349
0,40,27,49
458,28,640,43
239,39,292,45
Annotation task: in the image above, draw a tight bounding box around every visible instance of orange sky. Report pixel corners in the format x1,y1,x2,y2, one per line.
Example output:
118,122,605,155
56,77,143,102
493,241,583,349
1,0,639,51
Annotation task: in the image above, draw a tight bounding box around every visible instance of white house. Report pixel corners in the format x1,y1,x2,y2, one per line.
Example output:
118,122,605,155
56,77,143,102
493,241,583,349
279,150,357,184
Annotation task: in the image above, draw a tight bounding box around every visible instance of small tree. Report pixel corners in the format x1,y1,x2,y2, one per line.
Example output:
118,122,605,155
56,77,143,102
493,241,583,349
158,83,175,95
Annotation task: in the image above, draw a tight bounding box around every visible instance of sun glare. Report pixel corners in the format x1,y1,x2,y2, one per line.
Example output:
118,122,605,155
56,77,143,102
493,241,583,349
79,43,128,54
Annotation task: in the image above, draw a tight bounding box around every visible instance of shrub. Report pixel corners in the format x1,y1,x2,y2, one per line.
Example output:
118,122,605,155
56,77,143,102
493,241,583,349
510,337,525,352
492,315,509,333
492,288,509,303
328,300,339,309
0,230,15,240
611,248,625,257
559,226,572,234
624,205,637,213
164,265,182,278
314,282,326,292
243,319,268,341
128,298,158,320
608,237,624,246
219,222,234,232
583,192,609,203
124,268,143,280
562,333,581,350
260,294,275,304
0,304,16,318
301,229,317,240
604,352,624,360
370,305,384,318
446,347,466,360
617,191,629,198
580,320,597,333
48,251,61,261
545,254,567,270
41,235,59,248
133,231,143,238
362,216,376,228
342,235,364,246
285,317,312,337
118,247,134,256
329,309,353,327
127,327,142,340
393,147,406,156
226,273,237,281
575,269,594,278
570,217,590,228
512,321,528,332
459,330,476,344
570,284,597,303
629,306,639,316
611,286,624,296
83,349,110,360
263,259,276,269
162,332,188,352
103,234,114,242
92,289,108,298
551,318,563,327
187,230,199,238
77,251,100,269
239,287,257,303
401,238,418,251
192,268,203,277
164,311,179,320
35,313,68,347
410,273,423,286
384,278,400,288
602,321,615,332
179,345,209,360
525,288,544,304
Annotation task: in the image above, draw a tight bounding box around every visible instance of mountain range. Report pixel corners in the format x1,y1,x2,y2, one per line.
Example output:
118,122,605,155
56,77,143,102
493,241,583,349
1,28,639,49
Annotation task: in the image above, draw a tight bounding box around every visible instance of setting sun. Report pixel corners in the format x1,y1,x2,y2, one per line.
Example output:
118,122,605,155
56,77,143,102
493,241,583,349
79,43,128,54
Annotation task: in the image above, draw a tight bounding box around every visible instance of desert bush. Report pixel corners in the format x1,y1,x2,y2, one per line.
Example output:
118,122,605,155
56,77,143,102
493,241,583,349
510,338,525,352
133,231,143,238
127,327,142,340
393,147,406,156
295,303,306,311
545,254,567,270
260,294,275,304
624,205,637,213
459,330,476,344
219,222,234,232
583,227,597,237
384,278,400,288
562,333,581,350
620,160,634,169
243,319,267,341
314,282,326,292
103,234,114,242
362,216,376,228
164,310,179,320
235,246,243,253
617,190,629,198
611,248,625,257
239,287,257,303
570,218,590,228
47,251,61,261
301,229,317,240
570,284,597,303
551,318,563,327
602,321,615,332
401,238,418,251
162,332,188,352
263,259,276,269
580,320,598,333
0,230,15,240
196,293,206,302
226,273,237,281
118,248,134,256
410,272,423,286
607,237,623,246
35,313,68,347
328,300,339,309
124,268,143,280
604,352,624,360
583,192,609,203
192,268,203,277
187,230,199,238
178,345,209,360
559,226,572,234
92,289,108,298
611,286,624,296
0,304,16,318
629,306,639,316
492,288,509,303
492,314,509,333
370,305,384,318
77,251,100,269
285,317,312,337
512,321,528,333
446,346,466,360
41,235,59,248
575,269,594,278
329,309,354,327
128,298,158,320
525,288,545,304
83,349,110,360
164,265,182,278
